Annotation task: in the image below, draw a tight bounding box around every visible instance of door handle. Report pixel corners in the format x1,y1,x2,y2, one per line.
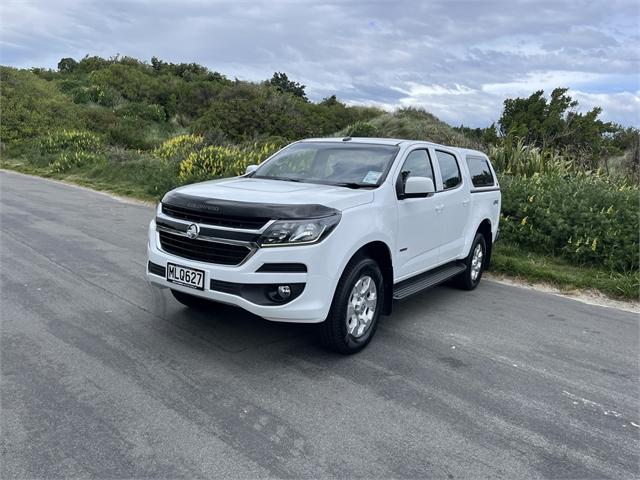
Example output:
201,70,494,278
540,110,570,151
462,199,470,207
435,204,444,213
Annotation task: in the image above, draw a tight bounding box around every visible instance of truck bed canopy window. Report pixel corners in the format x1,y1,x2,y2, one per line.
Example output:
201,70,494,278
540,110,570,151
466,155,495,187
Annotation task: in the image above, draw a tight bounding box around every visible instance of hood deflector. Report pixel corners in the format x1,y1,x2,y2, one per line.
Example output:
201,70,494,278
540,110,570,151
162,192,340,220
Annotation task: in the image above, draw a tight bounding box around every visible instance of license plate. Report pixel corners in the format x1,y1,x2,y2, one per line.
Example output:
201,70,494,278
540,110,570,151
166,263,205,290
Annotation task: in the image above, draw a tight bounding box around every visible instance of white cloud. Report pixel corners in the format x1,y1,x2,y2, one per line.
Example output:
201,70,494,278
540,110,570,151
572,91,640,126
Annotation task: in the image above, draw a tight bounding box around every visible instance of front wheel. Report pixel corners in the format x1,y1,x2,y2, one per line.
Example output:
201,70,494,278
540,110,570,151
318,256,384,354
453,233,487,290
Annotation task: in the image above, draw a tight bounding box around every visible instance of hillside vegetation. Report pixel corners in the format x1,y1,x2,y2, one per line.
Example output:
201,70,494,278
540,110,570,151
1,55,638,299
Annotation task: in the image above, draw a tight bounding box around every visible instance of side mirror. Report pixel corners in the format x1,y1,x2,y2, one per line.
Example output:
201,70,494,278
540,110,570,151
245,164,259,175
403,176,435,198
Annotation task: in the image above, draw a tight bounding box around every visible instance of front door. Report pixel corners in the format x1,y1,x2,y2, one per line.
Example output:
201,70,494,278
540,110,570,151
395,149,442,279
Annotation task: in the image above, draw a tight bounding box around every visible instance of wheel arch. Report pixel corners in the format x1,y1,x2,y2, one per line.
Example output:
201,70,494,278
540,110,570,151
475,219,493,269
348,241,394,315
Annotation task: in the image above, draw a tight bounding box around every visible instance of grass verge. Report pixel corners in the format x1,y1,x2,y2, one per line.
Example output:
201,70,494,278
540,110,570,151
3,160,638,302
491,243,638,301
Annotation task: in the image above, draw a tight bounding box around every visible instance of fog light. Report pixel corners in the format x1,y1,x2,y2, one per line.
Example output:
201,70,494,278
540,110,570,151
277,285,291,299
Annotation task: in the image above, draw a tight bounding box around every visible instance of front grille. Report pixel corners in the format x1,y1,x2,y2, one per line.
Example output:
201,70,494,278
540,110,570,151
162,204,268,230
159,230,251,265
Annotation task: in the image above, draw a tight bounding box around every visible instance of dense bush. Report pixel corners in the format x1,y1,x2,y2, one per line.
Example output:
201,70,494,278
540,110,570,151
39,129,103,154
153,134,204,161
104,118,161,150
179,142,281,182
500,172,639,272
86,85,119,107
0,67,80,144
116,102,166,122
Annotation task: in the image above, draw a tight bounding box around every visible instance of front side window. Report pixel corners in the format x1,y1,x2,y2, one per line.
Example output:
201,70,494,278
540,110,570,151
253,142,400,188
399,149,434,182
396,149,434,197
435,150,461,189
466,156,495,187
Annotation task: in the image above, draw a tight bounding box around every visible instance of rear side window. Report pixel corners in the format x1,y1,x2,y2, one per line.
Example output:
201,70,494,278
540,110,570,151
466,156,495,187
435,150,461,189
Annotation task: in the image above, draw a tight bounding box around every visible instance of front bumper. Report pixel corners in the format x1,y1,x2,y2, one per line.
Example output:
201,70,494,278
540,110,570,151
146,219,336,322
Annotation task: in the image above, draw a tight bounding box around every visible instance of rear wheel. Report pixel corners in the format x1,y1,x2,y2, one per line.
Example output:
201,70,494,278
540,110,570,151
318,256,384,354
170,289,214,309
453,233,487,290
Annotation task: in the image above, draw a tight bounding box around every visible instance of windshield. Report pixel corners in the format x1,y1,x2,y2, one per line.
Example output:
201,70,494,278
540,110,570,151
252,142,400,188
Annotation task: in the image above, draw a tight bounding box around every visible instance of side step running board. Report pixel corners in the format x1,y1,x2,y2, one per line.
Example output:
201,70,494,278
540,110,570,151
393,262,466,300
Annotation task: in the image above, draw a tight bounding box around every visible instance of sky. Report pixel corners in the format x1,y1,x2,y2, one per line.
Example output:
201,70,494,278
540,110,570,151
2,0,639,127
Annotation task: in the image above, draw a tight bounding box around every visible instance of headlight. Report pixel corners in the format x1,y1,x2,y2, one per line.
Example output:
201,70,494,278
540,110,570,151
258,215,341,247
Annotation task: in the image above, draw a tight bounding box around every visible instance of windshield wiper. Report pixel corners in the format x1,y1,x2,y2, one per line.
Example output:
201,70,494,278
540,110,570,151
332,182,373,189
255,176,371,188
254,175,302,182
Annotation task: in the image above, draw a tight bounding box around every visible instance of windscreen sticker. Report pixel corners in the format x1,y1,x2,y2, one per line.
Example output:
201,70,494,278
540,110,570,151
362,171,382,184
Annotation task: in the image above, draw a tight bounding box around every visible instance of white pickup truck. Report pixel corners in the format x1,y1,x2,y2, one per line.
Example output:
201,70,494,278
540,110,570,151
147,137,501,353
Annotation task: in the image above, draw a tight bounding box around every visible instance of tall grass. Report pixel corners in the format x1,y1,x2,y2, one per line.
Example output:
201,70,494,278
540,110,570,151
489,138,573,176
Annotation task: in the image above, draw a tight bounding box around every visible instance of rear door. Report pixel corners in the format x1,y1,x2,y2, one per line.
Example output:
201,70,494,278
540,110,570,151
395,148,441,279
432,149,471,261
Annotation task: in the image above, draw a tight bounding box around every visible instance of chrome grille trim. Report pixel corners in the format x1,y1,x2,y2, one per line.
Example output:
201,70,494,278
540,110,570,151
157,210,275,234
156,224,257,248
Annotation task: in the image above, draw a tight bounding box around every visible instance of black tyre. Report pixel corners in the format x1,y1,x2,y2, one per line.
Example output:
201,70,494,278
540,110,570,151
318,255,384,354
170,289,214,309
453,233,487,290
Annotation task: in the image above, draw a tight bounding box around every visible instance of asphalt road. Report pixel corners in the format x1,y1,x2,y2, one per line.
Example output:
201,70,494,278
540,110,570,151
1,170,638,479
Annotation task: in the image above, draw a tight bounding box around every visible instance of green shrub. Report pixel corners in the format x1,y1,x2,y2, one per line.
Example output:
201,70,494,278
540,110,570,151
105,118,152,149
81,106,118,134
69,87,92,104
153,133,204,162
57,79,84,94
500,172,639,272
116,102,166,122
50,151,104,172
179,142,280,182
86,85,118,107
40,129,103,154
0,67,80,144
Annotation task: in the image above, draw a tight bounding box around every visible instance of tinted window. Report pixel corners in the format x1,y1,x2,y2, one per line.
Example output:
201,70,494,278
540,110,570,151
466,156,495,187
400,149,434,182
435,150,461,189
